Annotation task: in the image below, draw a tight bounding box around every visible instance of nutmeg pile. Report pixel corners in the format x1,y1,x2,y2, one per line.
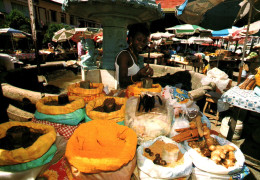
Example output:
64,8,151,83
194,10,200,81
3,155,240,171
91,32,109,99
144,147,167,166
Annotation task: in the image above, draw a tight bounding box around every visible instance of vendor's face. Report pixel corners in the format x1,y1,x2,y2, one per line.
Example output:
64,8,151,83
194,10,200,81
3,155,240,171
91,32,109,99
131,32,149,53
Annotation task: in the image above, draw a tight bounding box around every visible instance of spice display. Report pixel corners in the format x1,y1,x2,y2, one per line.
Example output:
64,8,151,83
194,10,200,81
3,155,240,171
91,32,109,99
143,140,184,168
65,120,137,173
172,114,202,143
0,126,43,150
86,96,127,123
188,124,237,168
67,82,104,103
0,121,56,166
93,98,123,113
36,96,85,115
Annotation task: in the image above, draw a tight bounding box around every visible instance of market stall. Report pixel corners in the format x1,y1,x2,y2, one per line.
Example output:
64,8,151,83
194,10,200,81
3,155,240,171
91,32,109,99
218,69,260,161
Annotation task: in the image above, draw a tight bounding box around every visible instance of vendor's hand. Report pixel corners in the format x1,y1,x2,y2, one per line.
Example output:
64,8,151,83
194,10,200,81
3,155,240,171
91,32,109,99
137,64,154,78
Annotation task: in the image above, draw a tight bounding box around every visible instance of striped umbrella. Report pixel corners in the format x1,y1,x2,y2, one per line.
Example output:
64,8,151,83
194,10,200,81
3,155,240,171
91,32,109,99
52,28,75,43
165,24,205,36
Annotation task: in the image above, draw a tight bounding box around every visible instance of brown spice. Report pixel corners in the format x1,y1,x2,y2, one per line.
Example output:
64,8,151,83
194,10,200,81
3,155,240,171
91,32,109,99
93,98,123,113
143,140,184,168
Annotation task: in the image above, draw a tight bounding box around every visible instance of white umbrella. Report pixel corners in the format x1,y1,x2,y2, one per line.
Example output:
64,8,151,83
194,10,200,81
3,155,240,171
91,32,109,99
160,32,175,38
166,24,205,36
188,36,213,44
150,32,163,40
52,28,75,43
150,31,175,40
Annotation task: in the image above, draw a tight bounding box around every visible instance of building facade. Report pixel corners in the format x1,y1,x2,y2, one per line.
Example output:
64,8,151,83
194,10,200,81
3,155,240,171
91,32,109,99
0,0,101,29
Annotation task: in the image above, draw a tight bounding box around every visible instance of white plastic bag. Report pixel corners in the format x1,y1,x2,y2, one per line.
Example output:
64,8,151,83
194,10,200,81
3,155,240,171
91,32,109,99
207,68,228,80
183,135,245,175
137,136,192,180
191,165,250,180
169,115,190,138
125,93,173,145
201,68,232,93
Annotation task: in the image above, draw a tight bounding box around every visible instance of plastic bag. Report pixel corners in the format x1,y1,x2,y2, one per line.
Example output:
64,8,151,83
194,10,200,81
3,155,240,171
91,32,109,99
183,135,245,175
191,165,250,180
137,136,192,180
207,68,228,80
169,115,190,137
125,92,173,145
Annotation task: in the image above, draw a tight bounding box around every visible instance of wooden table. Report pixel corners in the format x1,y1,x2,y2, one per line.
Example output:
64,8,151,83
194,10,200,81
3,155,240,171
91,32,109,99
139,53,164,65
168,58,189,69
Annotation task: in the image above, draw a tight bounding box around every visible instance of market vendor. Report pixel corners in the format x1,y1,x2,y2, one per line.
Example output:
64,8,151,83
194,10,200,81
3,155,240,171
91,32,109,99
115,23,153,88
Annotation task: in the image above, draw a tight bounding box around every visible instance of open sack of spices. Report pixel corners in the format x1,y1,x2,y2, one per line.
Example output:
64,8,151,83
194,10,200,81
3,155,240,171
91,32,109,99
86,96,127,125
67,81,105,103
0,122,56,174
125,78,162,98
169,110,211,138
182,123,245,175
137,136,192,179
35,94,86,126
125,92,173,145
65,120,137,180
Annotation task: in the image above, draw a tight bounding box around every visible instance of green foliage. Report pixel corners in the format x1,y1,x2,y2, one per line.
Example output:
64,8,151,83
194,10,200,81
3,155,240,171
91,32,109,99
2,9,31,33
43,23,71,44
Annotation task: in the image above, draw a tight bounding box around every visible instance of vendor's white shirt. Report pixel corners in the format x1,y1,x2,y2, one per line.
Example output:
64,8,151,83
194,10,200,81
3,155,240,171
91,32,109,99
115,50,140,86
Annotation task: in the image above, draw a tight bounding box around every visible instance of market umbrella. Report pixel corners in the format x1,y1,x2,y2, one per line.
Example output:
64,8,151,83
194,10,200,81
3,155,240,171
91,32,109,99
172,37,181,42
93,30,103,43
188,36,213,44
52,28,75,43
176,0,252,30
0,28,31,51
150,31,175,40
0,28,31,38
71,28,94,42
232,20,260,38
165,24,205,37
52,28,77,58
211,26,240,37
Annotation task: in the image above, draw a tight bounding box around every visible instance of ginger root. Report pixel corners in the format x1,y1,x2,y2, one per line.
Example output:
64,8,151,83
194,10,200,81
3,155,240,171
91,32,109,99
222,151,236,168
210,144,236,168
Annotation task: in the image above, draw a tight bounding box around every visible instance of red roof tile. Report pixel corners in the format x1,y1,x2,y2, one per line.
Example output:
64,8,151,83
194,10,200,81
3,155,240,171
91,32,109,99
156,0,186,12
